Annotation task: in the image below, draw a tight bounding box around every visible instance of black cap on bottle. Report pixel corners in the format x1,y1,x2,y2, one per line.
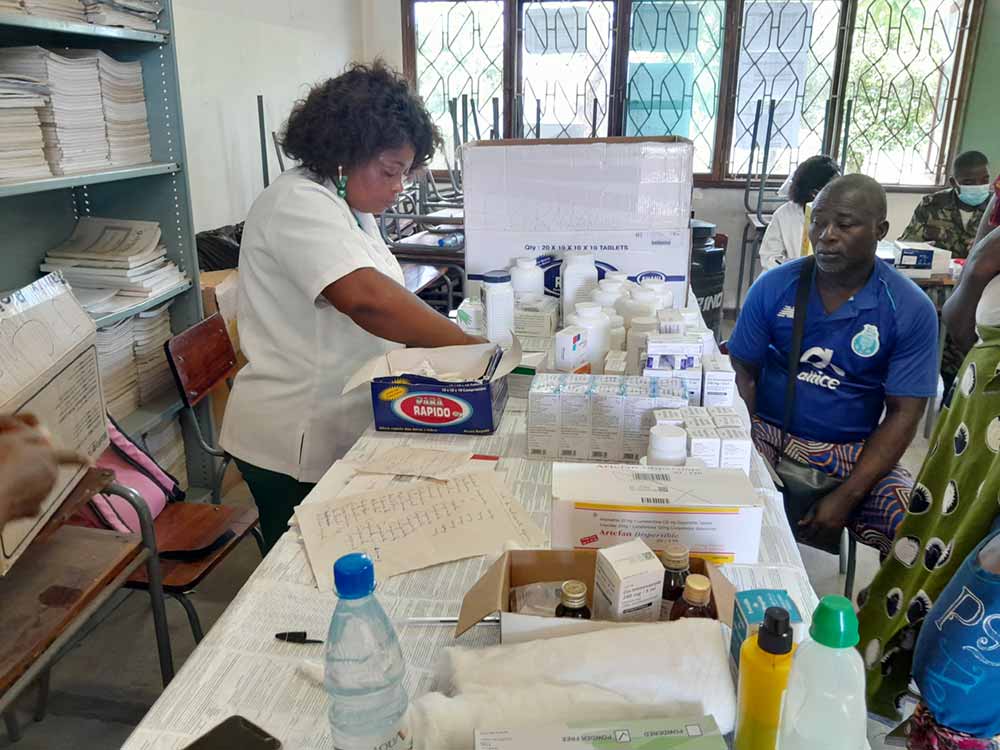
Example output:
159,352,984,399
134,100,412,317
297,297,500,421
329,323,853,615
758,607,793,655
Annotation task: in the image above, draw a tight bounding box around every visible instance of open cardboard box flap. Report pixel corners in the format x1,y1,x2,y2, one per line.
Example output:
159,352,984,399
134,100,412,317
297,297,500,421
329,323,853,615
343,338,522,394
456,549,736,639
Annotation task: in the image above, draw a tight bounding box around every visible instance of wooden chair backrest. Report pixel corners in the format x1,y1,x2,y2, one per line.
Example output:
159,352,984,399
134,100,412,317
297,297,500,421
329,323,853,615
165,314,237,408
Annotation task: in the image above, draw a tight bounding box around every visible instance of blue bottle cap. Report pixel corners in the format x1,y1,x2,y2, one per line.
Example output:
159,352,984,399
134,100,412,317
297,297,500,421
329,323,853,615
333,553,376,599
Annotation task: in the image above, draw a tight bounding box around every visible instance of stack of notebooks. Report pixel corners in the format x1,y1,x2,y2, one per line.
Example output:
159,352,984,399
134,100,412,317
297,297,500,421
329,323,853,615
41,217,189,315
145,417,187,489
63,50,150,166
0,46,110,175
82,0,161,31
133,304,173,404
22,0,85,22
0,75,52,183
97,317,139,420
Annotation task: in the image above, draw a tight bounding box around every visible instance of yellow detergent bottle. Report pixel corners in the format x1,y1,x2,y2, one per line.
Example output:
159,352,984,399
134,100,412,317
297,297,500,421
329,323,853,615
734,606,796,750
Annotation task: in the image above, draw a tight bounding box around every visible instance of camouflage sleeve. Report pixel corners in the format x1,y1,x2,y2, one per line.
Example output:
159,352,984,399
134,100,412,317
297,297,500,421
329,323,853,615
899,196,931,241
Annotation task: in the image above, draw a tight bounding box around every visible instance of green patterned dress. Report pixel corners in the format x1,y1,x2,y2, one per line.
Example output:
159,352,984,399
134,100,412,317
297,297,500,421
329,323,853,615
856,323,1000,719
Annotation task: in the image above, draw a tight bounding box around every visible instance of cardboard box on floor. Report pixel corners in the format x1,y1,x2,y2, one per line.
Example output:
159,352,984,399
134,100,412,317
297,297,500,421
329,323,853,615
0,275,109,576
200,269,243,495
455,548,735,645
462,137,695,306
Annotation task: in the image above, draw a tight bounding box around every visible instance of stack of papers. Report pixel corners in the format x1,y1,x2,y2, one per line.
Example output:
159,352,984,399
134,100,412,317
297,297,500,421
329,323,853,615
97,317,139,420
22,0,85,21
0,46,110,175
145,416,187,489
82,0,161,31
41,217,189,310
0,1,26,13
132,304,173,404
0,74,49,108
62,50,150,166
0,107,52,183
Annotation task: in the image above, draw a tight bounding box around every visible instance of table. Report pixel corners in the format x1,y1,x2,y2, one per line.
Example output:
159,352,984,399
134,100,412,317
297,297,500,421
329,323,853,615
120,395,822,750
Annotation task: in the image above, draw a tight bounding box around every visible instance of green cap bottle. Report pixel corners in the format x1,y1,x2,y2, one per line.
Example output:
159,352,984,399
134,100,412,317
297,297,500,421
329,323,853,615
808,595,859,649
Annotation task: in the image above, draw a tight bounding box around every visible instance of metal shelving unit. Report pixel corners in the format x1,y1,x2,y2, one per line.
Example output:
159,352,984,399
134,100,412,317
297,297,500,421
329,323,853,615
92,281,191,328
0,4,214,496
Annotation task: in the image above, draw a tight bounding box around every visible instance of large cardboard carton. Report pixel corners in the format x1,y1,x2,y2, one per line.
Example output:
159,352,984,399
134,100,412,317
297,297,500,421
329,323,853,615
456,548,736,645
463,138,694,306
550,463,763,563
0,275,109,576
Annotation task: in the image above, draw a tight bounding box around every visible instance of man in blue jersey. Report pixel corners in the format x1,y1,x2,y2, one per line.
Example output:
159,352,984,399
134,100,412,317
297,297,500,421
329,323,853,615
729,174,939,556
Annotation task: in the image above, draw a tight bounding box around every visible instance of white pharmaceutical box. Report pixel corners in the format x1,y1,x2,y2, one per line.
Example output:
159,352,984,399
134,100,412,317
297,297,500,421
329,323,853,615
673,368,703,406
680,406,710,419
551,463,763,563
651,379,688,410
687,426,721,468
657,307,686,335
644,334,703,369
514,295,559,337
711,414,745,430
558,382,592,460
527,377,562,459
590,380,625,462
688,325,717,356
684,415,716,430
622,383,656,462
718,427,752,476
702,353,736,407
653,408,685,427
707,405,739,420
554,326,590,373
593,539,664,623
604,350,627,376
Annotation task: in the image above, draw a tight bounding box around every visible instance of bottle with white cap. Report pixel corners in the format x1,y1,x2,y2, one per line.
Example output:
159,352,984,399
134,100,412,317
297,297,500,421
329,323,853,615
560,252,599,324
624,288,659,327
592,284,622,310
604,271,631,288
573,302,610,375
627,316,658,375
606,312,626,351
510,257,544,299
640,279,675,310
480,269,515,345
647,424,688,466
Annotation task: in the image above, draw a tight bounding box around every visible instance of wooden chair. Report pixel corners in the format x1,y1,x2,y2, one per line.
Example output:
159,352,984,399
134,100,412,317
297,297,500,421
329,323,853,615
125,314,263,645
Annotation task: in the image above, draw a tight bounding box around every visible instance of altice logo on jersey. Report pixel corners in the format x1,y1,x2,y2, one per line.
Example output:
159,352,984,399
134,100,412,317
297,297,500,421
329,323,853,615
797,346,846,391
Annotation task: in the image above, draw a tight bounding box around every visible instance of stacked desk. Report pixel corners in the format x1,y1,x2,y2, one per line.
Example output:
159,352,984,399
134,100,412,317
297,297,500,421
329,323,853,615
121,396,821,749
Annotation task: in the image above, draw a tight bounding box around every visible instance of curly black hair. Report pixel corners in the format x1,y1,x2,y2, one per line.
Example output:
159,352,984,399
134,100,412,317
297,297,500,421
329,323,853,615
281,61,439,180
789,155,841,207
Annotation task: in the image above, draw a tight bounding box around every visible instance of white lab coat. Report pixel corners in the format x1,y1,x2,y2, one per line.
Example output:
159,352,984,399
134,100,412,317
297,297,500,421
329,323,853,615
220,168,404,482
758,200,806,272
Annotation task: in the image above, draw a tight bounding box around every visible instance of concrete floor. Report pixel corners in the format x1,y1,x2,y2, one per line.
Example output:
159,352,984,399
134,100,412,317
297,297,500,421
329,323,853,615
1,434,932,749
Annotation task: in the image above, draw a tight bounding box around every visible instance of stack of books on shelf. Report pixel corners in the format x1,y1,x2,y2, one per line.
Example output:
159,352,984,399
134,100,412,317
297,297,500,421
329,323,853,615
133,304,173,404
146,416,187,489
97,317,139,420
0,1,26,14
41,216,189,315
0,74,52,183
63,50,150,166
82,0,161,31
0,46,110,175
22,0,85,23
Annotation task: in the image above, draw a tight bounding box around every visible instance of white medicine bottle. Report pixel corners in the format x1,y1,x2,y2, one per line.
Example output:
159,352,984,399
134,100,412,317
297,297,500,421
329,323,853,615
510,257,544,299
560,252,599,324
479,269,515,345
573,302,610,375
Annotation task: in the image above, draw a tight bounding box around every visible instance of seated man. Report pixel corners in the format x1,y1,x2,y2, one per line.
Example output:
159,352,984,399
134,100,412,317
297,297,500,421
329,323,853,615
729,175,939,556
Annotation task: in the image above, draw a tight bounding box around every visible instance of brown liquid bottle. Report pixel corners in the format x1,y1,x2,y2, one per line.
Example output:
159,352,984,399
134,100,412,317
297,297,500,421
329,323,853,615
555,580,591,619
660,543,690,620
669,573,717,621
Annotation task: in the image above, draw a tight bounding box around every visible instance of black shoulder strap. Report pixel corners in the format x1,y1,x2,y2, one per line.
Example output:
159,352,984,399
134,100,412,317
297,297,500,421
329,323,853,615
780,256,816,449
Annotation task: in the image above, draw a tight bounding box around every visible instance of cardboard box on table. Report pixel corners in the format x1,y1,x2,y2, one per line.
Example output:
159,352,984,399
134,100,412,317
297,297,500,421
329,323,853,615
344,340,521,434
462,137,694,306
0,274,109,576
456,548,736,645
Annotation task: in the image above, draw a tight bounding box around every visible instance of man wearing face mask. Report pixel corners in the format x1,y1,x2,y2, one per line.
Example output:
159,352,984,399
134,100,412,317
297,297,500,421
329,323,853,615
901,150,992,391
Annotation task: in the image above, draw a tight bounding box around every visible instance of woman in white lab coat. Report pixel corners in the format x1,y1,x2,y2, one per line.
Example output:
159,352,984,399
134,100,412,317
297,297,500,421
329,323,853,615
758,155,841,272
221,63,482,551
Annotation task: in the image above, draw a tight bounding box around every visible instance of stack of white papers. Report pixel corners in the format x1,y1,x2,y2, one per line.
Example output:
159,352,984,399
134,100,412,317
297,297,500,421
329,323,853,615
96,317,139,420
23,0,85,23
41,217,189,308
82,0,161,31
145,416,187,489
62,50,150,166
0,107,52,183
0,74,49,107
0,46,110,175
133,304,173,404
0,1,26,13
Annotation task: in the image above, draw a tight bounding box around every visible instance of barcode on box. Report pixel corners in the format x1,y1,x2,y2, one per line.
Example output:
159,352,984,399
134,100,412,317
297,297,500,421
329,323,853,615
640,496,669,505
632,472,673,482
561,449,577,457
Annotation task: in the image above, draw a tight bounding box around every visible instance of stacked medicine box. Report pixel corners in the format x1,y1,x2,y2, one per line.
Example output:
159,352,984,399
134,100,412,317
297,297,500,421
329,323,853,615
651,405,753,473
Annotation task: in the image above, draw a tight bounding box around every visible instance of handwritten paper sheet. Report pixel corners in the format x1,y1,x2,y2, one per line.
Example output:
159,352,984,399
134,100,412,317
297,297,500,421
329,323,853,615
342,444,491,481
296,473,545,591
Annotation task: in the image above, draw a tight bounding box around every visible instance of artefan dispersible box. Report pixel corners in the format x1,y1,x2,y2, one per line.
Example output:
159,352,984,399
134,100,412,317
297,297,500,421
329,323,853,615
550,463,763,563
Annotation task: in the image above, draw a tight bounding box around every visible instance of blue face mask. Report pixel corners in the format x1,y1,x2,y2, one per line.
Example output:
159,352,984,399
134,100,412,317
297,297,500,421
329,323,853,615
957,183,991,207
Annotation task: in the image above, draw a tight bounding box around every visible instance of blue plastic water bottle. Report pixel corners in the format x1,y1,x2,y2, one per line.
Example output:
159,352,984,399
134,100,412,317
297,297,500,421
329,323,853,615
325,553,411,750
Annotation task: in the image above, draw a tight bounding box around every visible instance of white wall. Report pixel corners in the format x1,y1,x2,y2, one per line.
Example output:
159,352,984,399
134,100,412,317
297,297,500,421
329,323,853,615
173,0,362,231
361,0,404,70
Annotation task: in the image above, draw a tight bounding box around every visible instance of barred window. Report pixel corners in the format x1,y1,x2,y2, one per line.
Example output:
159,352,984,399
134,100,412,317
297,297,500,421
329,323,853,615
404,0,981,185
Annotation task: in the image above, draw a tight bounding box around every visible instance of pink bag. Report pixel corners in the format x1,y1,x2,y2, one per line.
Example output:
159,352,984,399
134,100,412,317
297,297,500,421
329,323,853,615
79,417,185,533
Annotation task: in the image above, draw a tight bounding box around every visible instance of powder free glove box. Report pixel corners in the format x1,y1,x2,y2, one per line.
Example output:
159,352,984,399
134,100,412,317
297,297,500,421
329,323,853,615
475,716,727,750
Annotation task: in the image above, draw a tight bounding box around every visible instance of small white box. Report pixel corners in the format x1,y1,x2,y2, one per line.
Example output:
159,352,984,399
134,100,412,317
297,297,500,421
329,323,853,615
688,325,717,356
645,334,703,369
706,406,739,420
651,377,688,409
590,382,624,462
673,368,703,406
685,416,716,429
718,427,753,476
622,383,656,462
604,350,628,376
657,307,686,335
680,406,710,419
558,382,592,460
554,326,590,373
653,408,685,427
527,377,562,459
593,539,664,623
711,414,745,429
687,426,721,468
514,295,559,337
703,353,736,407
